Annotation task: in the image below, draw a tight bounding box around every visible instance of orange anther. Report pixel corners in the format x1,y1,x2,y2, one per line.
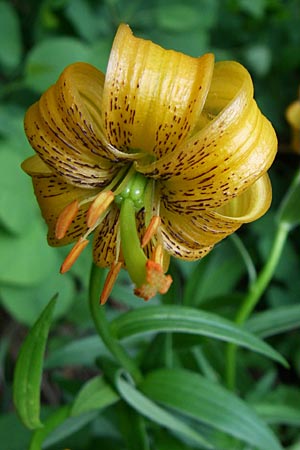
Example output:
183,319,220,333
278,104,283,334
142,216,161,247
55,199,79,240
86,191,114,228
60,238,89,274
100,262,122,305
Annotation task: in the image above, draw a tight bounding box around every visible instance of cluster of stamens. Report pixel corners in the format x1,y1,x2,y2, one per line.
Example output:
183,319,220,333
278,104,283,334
57,190,114,274
56,169,172,304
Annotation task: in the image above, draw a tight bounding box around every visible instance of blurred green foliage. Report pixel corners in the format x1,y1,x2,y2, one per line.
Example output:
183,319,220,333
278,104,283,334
1,0,300,449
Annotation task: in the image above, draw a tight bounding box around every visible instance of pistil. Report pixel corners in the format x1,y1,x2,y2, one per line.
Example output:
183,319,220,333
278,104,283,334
118,171,172,300
120,197,148,287
58,166,172,301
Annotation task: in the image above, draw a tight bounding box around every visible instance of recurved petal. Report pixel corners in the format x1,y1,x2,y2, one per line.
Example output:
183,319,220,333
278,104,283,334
25,99,116,188
23,155,98,246
103,24,214,158
22,154,52,175
214,172,272,223
160,173,271,260
24,63,130,188
160,215,213,261
92,205,121,267
160,206,239,250
54,62,140,162
137,62,277,214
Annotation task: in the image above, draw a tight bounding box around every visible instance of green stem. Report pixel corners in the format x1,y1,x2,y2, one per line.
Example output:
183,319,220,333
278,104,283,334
89,263,142,384
230,233,257,286
226,222,289,390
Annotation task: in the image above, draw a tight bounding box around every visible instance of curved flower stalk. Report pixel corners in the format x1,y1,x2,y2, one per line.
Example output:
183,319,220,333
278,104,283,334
286,87,300,153
22,24,277,303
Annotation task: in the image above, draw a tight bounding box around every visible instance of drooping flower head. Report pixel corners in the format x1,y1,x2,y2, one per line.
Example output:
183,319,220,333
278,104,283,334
22,24,277,303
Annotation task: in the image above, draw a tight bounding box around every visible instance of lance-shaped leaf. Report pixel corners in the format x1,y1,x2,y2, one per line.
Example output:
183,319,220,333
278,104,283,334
42,411,98,448
246,304,300,338
13,297,56,429
71,375,119,416
29,405,70,450
115,370,213,449
140,369,283,450
254,403,300,426
110,305,286,366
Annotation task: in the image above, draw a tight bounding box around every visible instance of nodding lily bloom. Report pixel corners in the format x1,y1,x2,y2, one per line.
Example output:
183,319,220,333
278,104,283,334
22,24,277,303
286,88,300,154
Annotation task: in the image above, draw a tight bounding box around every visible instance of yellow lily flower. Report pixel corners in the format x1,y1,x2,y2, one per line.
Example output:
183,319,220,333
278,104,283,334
286,87,300,153
22,24,277,303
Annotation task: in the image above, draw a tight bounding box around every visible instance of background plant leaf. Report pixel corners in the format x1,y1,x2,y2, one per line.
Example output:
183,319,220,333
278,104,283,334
246,304,300,338
111,305,286,365
115,370,213,449
71,376,119,417
13,297,56,429
140,368,283,450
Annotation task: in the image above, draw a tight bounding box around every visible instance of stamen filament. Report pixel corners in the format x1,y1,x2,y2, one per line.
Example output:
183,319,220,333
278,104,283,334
151,243,164,266
113,164,136,197
142,215,161,247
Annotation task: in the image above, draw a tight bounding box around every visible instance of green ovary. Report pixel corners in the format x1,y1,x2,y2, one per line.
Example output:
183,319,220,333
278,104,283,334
115,171,149,211
116,171,150,288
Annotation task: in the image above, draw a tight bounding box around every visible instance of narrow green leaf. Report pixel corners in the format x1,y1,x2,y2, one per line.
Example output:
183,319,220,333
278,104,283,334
42,411,98,448
117,402,150,450
111,305,286,366
246,304,300,338
13,297,57,429
29,406,71,450
254,403,300,426
116,371,213,449
71,376,119,416
140,369,283,450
